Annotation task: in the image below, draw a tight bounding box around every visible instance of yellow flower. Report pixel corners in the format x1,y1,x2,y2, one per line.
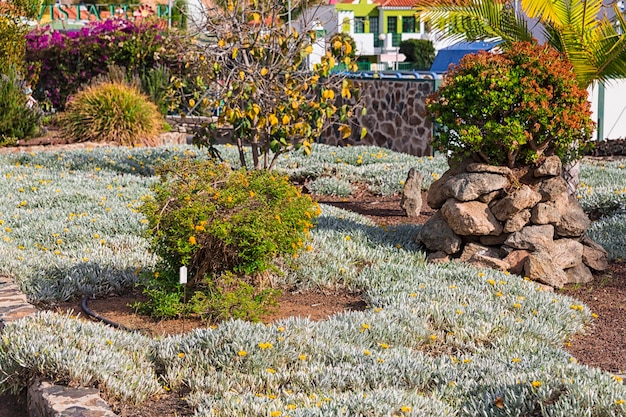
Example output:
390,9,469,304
237,350,247,357
267,368,276,374
513,303,522,309
486,279,495,285
344,235,351,241
298,354,307,361
511,357,521,363
270,412,282,417
178,352,185,358
360,323,370,332
249,190,255,198
429,334,437,341
258,342,273,349
363,349,371,356
616,399,625,405
613,375,624,383
531,380,542,388
189,236,197,245
462,358,471,363
400,405,412,413
379,343,389,349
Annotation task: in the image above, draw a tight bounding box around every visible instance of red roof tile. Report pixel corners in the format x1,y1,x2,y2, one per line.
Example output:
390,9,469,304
377,0,418,7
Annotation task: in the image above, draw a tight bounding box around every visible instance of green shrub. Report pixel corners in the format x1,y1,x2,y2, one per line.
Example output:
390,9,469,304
0,65,42,144
59,81,163,146
426,42,595,167
398,39,435,70
138,158,319,319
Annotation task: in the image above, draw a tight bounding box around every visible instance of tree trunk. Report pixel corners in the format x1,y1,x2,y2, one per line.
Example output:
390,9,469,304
562,159,580,196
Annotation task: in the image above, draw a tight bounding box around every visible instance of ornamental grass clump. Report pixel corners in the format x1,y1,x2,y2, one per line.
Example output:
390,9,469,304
138,158,320,320
59,81,163,146
427,42,595,167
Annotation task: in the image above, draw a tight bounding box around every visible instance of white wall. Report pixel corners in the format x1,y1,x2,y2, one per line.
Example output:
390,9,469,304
590,80,626,140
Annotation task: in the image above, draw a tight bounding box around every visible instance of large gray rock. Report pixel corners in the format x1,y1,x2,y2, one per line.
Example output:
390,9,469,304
531,201,561,225
534,156,562,177
538,176,568,202
400,168,424,218
491,185,542,221
441,199,503,236
548,239,584,270
581,236,609,271
564,262,594,284
504,225,554,251
446,172,509,202
503,209,531,233
417,211,463,254
524,250,568,288
555,194,591,237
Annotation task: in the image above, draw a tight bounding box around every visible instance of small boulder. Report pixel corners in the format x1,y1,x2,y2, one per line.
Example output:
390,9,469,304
530,201,561,225
581,236,609,271
427,251,450,264
548,239,584,270
524,250,568,288
400,168,424,218
534,156,562,177
538,176,568,202
503,250,530,275
467,253,509,271
459,243,500,262
503,209,531,233
504,225,554,251
417,211,463,254
441,199,503,236
564,263,594,284
491,185,542,221
466,163,513,175
427,170,455,209
446,172,509,202
555,194,591,237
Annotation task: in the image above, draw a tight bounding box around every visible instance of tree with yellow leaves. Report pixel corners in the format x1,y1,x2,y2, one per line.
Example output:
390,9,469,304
192,0,363,170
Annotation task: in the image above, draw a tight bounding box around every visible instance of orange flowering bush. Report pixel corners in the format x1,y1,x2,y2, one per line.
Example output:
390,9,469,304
427,42,595,167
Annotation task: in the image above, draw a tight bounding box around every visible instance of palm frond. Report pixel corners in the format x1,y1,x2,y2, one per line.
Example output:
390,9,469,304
416,0,532,45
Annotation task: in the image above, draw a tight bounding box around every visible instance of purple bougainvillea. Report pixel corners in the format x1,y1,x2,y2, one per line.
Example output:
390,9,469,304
26,18,184,110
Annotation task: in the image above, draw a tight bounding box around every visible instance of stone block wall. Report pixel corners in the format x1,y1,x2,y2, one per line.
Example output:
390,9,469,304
322,79,434,157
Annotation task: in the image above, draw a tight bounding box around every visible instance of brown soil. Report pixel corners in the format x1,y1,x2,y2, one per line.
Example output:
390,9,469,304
0,141,624,415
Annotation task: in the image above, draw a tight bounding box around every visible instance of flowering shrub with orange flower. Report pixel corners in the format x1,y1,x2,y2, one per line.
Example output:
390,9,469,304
427,42,595,167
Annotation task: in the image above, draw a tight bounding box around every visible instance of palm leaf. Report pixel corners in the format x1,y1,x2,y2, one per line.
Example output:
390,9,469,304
416,0,532,46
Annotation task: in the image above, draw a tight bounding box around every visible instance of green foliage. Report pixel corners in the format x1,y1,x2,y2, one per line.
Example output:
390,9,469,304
0,66,42,144
427,42,595,167
138,158,318,319
188,272,280,322
398,39,435,70
58,81,163,146
0,0,41,73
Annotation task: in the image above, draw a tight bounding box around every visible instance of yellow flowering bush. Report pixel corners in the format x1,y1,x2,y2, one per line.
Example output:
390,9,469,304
139,158,320,319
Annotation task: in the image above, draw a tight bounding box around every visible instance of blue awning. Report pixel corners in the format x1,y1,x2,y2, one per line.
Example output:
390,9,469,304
429,41,499,73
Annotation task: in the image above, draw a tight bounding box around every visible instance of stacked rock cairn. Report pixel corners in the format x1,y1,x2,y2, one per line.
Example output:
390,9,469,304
417,156,608,288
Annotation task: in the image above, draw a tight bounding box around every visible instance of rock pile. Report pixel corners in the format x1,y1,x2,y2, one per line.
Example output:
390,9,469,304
417,156,608,288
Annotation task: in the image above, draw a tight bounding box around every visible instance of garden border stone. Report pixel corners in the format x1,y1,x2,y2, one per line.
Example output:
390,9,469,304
0,276,117,417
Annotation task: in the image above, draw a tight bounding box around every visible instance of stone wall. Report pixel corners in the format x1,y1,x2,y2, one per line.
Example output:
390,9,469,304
322,79,434,157
417,156,609,288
